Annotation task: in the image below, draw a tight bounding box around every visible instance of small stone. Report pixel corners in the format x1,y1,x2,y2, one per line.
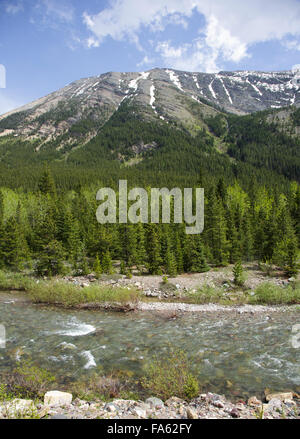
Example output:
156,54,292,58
267,398,283,410
132,408,146,418
165,397,185,407
187,407,198,419
212,401,225,409
105,403,117,413
266,392,293,402
145,397,164,408
230,408,240,418
44,391,73,407
38,406,49,418
248,396,262,407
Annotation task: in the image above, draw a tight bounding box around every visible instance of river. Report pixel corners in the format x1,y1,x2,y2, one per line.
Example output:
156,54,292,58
0,293,299,400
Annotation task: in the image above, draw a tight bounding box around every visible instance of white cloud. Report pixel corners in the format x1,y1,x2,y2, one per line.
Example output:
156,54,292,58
5,2,24,15
137,55,155,67
156,39,220,72
282,39,300,52
34,0,74,25
156,41,188,59
82,0,300,72
86,37,100,48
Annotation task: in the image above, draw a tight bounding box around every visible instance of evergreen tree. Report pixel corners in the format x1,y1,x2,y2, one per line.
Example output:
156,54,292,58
174,231,184,273
102,250,113,274
146,225,162,275
184,235,209,273
232,260,245,286
38,166,56,197
205,188,229,266
165,248,177,277
0,217,29,269
35,239,65,276
120,260,127,275
93,254,102,279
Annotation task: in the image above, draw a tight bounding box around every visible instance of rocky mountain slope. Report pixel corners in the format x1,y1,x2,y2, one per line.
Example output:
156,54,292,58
0,68,299,146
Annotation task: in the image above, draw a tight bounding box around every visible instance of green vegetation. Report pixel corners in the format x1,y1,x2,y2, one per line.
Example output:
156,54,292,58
141,348,199,401
0,271,34,291
28,281,141,307
249,282,300,305
233,261,246,286
184,285,225,304
0,103,299,309
1,359,55,400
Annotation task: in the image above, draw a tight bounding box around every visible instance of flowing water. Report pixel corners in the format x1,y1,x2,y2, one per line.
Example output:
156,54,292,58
0,293,299,400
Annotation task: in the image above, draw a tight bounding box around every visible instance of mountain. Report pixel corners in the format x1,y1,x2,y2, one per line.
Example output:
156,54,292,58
0,68,300,191
1,68,299,145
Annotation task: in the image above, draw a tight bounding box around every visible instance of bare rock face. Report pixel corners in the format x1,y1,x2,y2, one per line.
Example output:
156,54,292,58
0,68,299,149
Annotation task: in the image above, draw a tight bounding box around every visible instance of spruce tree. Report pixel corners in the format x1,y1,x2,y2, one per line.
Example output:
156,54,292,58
205,188,229,266
165,249,177,277
93,254,102,279
38,166,56,197
184,235,209,273
102,250,113,274
35,239,65,277
146,225,162,275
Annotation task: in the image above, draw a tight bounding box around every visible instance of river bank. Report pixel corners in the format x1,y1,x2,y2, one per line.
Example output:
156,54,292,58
0,390,299,419
1,262,300,310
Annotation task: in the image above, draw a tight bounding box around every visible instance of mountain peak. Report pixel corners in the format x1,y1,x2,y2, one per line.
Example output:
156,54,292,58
0,68,299,145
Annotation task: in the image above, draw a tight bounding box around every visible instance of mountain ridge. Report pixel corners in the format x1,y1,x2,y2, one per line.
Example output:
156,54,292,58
1,67,299,145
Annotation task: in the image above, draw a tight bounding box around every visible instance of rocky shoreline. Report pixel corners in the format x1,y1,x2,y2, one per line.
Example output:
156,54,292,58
0,390,299,420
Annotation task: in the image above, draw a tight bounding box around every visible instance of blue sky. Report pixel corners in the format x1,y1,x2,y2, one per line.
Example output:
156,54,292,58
0,0,300,114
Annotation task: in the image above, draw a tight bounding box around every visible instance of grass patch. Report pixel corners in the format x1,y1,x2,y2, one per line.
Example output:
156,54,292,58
183,285,227,304
28,280,142,307
0,270,34,291
249,283,300,305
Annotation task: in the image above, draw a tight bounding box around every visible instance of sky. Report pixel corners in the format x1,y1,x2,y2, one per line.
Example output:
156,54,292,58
0,0,300,115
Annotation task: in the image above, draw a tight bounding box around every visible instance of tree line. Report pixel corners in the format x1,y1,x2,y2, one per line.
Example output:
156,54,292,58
0,167,298,277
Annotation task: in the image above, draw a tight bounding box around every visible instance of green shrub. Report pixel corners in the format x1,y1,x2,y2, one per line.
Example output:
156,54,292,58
249,282,300,304
4,360,55,399
232,261,246,286
162,275,169,284
258,260,274,276
141,348,199,401
72,369,127,402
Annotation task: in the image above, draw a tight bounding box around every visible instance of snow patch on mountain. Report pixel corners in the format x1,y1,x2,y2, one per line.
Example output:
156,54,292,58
209,80,217,100
149,84,157,114
166,70,183,92
128,72,150,92
217,75,233,104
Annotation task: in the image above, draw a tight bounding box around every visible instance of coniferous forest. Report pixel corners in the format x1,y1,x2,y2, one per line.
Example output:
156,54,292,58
0,104,299,278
